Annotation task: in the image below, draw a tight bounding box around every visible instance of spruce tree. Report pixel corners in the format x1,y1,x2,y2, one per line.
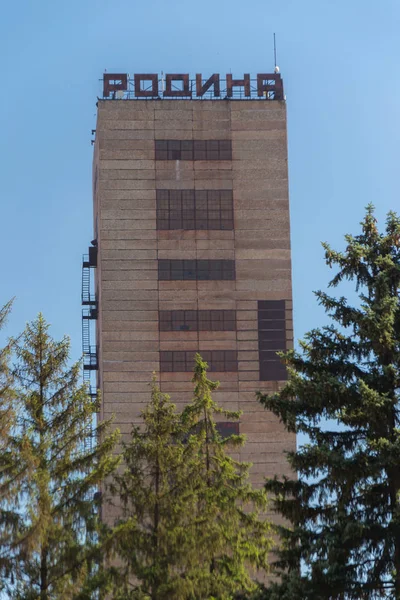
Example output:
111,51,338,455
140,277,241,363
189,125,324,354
0,300,16,587
258,207,400,599
181,354,271,599
110,358,271,600
0,299,15,438
108,377,202,600
0,314,120,599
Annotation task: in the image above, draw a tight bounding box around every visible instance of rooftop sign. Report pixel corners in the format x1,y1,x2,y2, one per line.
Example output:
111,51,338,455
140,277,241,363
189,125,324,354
102,73,284,101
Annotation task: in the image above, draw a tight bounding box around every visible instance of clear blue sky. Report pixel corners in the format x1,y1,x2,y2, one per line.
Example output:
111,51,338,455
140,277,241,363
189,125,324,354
1,0,399,363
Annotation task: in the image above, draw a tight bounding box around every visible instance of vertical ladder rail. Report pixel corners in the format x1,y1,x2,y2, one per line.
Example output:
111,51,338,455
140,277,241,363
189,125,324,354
81,249,98,454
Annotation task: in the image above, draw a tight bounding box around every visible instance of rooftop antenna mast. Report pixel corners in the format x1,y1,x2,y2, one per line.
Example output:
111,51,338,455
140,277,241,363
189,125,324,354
273,33,280,74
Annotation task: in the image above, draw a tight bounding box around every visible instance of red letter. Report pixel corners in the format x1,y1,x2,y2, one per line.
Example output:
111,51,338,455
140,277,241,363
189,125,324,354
257,74,284,100
226,74,250,98
164,74,192,97
103,73,128,98
196,74,220,97
134,74,158,97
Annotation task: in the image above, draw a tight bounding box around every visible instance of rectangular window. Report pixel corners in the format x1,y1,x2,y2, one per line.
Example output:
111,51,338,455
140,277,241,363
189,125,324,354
159,310,236,332
185,421,239,442
155,140,232,161
158,260,235,281
156,190,234,231
258,300,287,381
216,422,239,438
160,350,238,372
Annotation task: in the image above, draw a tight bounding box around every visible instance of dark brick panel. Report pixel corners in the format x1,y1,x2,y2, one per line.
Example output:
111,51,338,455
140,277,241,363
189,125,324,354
216,422,239,438
258,300,287,381
160,350,238,372
158,259,235,281
155,140,232,161
156,189,234,231
186,421,239,441
159,310,236,332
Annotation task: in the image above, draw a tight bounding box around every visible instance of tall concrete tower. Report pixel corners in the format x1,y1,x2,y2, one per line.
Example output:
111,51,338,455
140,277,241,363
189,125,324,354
83,72,295,520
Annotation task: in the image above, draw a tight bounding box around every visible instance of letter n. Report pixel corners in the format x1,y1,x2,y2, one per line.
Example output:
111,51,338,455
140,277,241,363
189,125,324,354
196,74,220,97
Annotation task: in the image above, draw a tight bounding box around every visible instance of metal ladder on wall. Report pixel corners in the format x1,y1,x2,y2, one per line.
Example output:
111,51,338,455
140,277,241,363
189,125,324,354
81,248,98,453
82,264,91,305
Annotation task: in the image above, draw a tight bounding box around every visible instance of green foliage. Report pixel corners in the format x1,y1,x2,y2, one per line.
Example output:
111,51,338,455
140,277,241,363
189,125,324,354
258,207,400,599
110,356,271,599
0,314,120,599
108,376,201,600
0,299,15,441
181,355,271,599
0,299,17,582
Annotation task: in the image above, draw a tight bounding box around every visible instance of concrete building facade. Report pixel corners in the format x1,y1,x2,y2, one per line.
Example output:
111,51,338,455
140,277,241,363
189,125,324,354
84,73,295,505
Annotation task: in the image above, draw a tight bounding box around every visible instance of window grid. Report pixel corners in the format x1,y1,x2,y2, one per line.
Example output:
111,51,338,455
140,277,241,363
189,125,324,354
156,189,234,231
159,310,237,332
160,350,238,372
155,140,232,161
158,260,235,281
258,300,287,381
